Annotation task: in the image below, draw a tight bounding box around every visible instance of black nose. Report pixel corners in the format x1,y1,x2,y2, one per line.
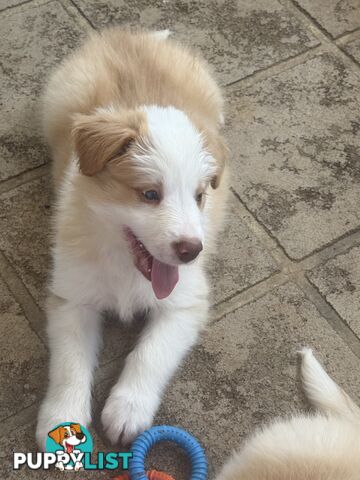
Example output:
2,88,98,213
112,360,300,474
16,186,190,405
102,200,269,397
172,238,203,263
76,432,85,440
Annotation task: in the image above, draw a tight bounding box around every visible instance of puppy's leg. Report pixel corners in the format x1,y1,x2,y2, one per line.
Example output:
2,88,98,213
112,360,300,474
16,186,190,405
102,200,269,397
300,348,360,422
101,298,208,445
36,295,101,449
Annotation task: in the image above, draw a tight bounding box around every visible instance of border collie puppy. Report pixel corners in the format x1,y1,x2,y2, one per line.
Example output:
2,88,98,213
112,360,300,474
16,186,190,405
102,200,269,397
36,28,228,447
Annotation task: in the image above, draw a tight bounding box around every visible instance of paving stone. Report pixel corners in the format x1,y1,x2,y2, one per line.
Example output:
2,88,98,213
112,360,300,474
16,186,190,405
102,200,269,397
208,192,279,304
99,313,147,366
0,0,87,181
73,0,318,84
0,176,52,309
0,278,47,421
227,52,360,260
295,0,360,38
0,0,24,10
342,35,360,63
307,245,360,337
95,282,360,478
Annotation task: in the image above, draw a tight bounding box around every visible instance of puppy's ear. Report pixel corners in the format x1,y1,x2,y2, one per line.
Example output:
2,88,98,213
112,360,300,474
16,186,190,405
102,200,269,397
204,132,229,189
48,426,64,445
70,423,81,433
72,109,147,176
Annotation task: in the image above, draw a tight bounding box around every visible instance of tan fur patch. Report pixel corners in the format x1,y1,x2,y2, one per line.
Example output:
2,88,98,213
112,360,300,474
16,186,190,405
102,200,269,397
202,130,229,189
72,109,148,176
42,27,227,189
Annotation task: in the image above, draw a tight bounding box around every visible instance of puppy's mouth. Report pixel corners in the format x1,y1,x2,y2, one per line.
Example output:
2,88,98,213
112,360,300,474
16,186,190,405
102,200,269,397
124,228,179,300
64,443,74,454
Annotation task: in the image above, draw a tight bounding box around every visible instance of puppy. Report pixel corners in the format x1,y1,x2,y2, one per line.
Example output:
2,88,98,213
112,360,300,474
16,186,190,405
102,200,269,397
48,423,86,471
36,28,228,448
216,349,360,480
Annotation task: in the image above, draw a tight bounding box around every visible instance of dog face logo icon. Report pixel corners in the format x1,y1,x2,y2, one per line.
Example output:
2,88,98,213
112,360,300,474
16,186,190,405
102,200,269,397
46,422,93,471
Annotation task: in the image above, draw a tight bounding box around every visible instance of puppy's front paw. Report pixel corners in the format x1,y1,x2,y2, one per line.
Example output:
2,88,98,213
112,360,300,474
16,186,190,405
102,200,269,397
36,394,91,450
101,388,158,445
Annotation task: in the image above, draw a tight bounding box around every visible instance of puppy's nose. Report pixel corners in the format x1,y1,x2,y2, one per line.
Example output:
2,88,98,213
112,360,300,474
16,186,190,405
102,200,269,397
172,238,203,263
76,432,84,440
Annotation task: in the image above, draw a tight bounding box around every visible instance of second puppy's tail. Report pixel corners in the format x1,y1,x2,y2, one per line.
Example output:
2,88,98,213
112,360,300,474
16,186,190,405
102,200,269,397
300,348,360,422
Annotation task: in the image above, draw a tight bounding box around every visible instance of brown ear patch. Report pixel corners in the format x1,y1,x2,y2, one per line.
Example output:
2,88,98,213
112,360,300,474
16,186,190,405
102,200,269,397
72,109,148,176
203,131,229,189
48,426,66,445
70,423,82,434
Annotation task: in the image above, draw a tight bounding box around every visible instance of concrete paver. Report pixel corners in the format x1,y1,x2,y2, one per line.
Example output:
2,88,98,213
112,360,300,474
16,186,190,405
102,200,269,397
342,35,360,63
296,0,360,38
0,0,23,10
0,0,86,181
227,52,360,259
208,193,279,304
74,0,319,84
0,176,52,309
0,278,47,421
308,245,360,337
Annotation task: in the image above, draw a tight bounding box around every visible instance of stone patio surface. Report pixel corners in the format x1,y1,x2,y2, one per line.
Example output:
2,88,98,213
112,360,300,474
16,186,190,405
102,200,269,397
0,0,359,478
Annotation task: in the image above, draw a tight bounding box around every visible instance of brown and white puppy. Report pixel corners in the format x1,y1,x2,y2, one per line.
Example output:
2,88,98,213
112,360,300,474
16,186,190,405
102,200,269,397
216,349,360,480
36,28,228,448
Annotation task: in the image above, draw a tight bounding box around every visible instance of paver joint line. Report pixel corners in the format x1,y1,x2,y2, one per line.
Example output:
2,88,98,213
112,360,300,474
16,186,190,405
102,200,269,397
283,0,360,73
0,251,48,348
298,277,360,359
223,43,322,89
0,0,34,14
67,0,96,30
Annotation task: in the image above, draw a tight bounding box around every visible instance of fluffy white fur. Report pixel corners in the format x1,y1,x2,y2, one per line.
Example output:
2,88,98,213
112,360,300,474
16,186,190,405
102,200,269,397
216,349,360,480
36,29,227,448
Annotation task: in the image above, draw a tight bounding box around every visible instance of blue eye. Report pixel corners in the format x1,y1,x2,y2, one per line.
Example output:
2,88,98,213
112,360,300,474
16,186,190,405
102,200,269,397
143,190,160,202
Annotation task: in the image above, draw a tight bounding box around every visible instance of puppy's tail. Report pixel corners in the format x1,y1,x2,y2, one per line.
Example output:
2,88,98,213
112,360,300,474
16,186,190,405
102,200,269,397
300,348,360,422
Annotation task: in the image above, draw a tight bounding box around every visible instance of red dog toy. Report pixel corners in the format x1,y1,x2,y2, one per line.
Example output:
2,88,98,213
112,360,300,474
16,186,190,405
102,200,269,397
114,471,174,480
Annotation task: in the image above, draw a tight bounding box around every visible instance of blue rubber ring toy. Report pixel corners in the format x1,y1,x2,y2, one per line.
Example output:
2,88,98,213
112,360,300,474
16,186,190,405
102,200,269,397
129,425,207,480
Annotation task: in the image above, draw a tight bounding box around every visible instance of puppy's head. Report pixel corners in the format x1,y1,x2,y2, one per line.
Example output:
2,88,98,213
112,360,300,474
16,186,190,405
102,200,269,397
72,105,227,298
48,423,86,449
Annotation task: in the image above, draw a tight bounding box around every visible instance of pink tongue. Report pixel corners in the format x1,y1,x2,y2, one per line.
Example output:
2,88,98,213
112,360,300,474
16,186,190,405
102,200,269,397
151,258,179,299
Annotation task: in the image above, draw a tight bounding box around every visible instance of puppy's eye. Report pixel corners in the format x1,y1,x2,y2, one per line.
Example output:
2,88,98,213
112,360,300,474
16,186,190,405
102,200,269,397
64,432,69,438
143,190,160,202
196,192,204,206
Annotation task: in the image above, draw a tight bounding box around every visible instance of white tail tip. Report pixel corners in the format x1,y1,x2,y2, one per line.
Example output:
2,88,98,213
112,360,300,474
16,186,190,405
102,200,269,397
152,29,172,41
